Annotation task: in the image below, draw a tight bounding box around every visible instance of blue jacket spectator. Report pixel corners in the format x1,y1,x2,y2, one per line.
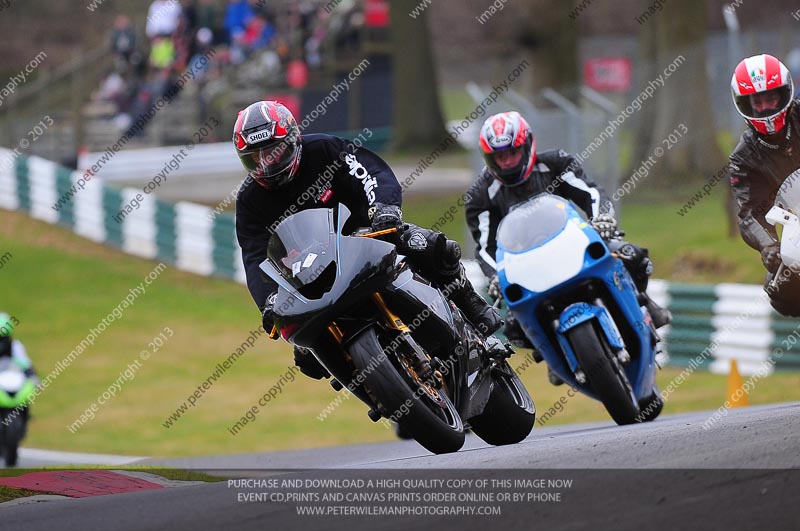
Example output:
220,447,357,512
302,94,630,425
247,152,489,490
224,0,255,39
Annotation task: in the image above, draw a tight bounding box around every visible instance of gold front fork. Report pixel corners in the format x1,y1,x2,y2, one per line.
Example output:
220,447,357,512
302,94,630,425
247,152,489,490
371,292,445,394
372,292,410,332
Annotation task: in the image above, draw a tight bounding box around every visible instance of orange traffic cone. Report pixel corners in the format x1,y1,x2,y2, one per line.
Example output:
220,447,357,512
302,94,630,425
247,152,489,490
727,359,750,408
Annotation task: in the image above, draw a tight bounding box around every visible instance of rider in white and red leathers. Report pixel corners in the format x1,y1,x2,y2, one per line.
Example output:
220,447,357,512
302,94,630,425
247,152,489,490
729,54,800,316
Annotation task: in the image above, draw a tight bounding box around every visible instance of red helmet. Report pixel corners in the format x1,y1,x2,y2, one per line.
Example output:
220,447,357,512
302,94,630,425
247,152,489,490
233,101,302,188
479,111,536,186
731,54,795,135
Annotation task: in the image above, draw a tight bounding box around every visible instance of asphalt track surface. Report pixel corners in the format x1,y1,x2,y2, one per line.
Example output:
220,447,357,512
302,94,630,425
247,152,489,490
4,403,799,530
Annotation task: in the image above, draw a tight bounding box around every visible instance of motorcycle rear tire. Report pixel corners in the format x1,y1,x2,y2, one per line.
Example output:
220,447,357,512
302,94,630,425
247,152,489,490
568,321,640,425
469,361,536,446
348,326,465,454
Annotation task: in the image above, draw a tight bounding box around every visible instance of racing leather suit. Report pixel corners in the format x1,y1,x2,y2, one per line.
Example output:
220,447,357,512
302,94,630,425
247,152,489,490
729,100,800,315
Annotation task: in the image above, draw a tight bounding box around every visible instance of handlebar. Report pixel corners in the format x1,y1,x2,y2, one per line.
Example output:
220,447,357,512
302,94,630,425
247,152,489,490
358,227,401,239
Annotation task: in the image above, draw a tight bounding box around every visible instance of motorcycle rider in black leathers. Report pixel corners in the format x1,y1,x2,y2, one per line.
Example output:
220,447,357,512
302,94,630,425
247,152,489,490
234,101,501,379
729,54,800,316
465,111,671,385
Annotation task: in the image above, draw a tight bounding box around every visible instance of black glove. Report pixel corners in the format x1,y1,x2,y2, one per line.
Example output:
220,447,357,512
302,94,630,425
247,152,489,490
262,292,279,337
487,274,502,302
293,346,330,380
370,203,403,232
761,242,782,273
591,213,618,240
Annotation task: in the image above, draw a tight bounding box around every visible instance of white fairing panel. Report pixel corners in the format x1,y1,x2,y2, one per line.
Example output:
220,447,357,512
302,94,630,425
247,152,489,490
766,206,800,265
500,219,590,293
781,220,800,265
0,369,25,393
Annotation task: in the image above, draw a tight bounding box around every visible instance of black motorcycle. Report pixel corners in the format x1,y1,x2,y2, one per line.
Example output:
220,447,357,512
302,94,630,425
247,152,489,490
260,205,536,454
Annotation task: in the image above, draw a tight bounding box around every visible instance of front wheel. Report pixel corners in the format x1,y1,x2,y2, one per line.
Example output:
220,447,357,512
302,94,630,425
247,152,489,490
4,442,18,467
637,390,664,422
469,361,536,446
348,326,465,454
1,412,25,467
568,321,640,425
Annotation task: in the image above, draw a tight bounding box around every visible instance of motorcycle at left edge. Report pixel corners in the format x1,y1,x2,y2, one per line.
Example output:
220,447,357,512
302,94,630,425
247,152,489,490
0,357,36,467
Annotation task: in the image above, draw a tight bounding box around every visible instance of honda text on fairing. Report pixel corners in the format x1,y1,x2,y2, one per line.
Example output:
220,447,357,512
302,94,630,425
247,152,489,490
259,205,536,454
495,194,663,425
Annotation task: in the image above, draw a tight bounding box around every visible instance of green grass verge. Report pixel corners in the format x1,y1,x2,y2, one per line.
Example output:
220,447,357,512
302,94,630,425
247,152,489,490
0,486,45,503
0,190,795,459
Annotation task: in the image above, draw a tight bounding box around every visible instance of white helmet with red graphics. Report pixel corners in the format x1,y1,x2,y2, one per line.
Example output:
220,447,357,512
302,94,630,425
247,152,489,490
479,111,536,186
731,54,795,135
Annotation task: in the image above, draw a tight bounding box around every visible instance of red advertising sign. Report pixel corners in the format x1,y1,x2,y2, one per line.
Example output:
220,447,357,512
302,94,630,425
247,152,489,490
365,0,390,27
584,58,632,92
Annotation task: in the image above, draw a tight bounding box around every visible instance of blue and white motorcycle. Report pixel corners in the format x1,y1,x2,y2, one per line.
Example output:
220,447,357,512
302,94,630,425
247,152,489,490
495,194,663,425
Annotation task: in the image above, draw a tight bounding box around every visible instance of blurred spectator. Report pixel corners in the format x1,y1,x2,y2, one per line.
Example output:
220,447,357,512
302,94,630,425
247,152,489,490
110,15,138,65
224,0,254,43
146,0,183,39
125,68,174,137
94,69,131,112
189,27,215,81
242,13,275,52
181,0,199,34
196,0,223,43
304,7,330,69
94,0,374,141
173,5,198,71
328,3,363,53
149,36,177,69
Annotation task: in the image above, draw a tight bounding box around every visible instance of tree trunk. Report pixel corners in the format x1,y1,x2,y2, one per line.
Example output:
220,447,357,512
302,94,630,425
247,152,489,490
634,0,725,184
390,0,449,151
630,5,658,171
518,1,579,96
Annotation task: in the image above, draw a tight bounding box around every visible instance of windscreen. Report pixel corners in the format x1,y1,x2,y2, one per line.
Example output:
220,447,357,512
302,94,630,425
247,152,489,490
267,209,335,288
497,195,570,253
776,169,800,214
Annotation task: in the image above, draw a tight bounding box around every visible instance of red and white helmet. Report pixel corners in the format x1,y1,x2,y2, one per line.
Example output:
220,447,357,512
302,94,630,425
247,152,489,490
479,111,536,186
233,101,302,188
731,54,795,135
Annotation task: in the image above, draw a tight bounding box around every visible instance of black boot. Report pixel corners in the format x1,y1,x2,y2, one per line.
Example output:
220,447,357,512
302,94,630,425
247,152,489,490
641,292,671,329
547,366,564,386
504,314,534,349
293,346,330,380
447,265,502,335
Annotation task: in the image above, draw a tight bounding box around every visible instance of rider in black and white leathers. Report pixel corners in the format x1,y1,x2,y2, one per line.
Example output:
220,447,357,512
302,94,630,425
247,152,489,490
466,149,616,277
466,112,669,378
